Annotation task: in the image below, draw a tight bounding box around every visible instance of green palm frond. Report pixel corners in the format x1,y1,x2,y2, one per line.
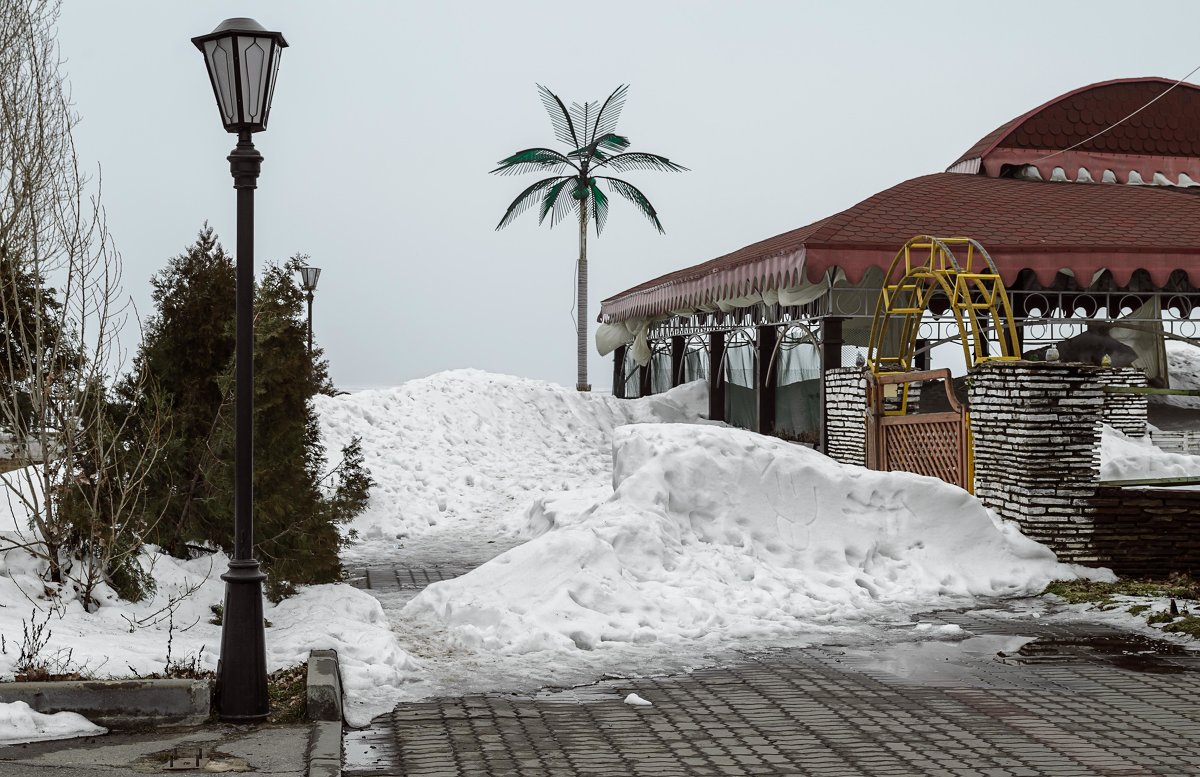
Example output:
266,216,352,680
539,177,578,227
538,85,579,148
586,84,628,146
495,176,570,230
569,134,630,163
590,181,609,235
491,148,577,176
596,151,688,174
599,176,664,233
495,85,684,239
569,100,592,152
596,134,630,153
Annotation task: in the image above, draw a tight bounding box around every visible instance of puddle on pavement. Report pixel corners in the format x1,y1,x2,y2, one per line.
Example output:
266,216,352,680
844,635,1035,684
999,633,1199,674
847,632,1199,681
342,720,400,773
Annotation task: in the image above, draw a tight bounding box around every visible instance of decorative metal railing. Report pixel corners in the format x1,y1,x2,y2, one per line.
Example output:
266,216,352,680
647,288,1200,348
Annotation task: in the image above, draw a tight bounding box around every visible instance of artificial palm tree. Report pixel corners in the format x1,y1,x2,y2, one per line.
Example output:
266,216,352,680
492,84,686,392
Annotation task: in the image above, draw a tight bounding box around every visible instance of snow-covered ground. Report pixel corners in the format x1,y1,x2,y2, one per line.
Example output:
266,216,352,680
4,360,1200,739
0,537,418,731
411,422,1095,653
1156,339,1200,409
316,369,1123,724
313,370,710,553
1101,424,1200,481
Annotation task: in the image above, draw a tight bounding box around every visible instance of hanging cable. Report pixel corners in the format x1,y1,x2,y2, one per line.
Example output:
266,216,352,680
1032,63,1200,164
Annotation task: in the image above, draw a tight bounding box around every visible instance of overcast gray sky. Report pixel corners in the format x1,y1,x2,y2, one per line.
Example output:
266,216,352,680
56,1,1200,391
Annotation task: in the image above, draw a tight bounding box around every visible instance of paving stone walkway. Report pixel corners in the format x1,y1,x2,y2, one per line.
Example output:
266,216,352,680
345,563,1200,777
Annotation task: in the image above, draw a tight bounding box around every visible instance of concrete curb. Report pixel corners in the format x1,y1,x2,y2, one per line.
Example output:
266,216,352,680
306,649,343,777
307,648,343,721
0,678,210,727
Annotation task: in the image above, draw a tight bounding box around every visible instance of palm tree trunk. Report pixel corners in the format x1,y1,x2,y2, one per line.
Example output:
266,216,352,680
576,203,590,392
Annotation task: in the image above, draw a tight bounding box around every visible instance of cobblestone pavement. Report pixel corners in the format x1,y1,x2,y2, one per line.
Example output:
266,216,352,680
346,562,1200,777
345,562,478,595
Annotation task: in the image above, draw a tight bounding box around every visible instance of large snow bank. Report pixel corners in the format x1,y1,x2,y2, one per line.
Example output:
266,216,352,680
0,701,105,745
1100,424,1200,481
406,423,1104,655
315,370,710,547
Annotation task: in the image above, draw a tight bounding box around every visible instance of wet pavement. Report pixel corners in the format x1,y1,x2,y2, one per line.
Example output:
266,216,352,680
346,561,1200,777
0,722,310,776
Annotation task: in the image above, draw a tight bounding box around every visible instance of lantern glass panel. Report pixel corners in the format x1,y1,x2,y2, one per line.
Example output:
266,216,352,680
299,267,321,291
236,35,272,126
203,38,237,126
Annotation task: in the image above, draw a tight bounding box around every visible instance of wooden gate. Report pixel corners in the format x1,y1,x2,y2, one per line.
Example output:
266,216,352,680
865,368,971,491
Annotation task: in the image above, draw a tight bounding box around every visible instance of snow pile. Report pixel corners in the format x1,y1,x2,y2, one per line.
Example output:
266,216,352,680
1155,339,1200,409
0,702,105,745
406,423,1104,655
1100,424,1200,481
268,584,423,725
0,543,420,728
314,370,709,547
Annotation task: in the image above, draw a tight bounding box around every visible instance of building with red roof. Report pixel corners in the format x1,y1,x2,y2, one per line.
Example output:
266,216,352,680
598,78,1200,444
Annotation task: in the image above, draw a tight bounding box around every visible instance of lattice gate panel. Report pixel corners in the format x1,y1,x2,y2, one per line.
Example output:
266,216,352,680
880,415,964,486
865,368,972,493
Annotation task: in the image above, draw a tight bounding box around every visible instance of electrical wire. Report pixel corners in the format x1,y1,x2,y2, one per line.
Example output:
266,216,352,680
1032,63,1200,164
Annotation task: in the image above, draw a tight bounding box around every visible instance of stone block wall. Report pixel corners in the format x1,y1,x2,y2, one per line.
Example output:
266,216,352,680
968,360,1194,576
1088,488,1200,577
1094,366,1149,437
968,361,1105,557
823,367,865,466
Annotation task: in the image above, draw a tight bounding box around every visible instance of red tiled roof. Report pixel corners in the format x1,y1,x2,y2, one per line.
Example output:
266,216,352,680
949,77,1200,180
599,173,1200,322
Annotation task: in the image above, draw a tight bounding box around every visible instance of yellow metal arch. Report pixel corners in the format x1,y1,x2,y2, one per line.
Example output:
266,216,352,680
867,235,1020,378
864,236,1020,494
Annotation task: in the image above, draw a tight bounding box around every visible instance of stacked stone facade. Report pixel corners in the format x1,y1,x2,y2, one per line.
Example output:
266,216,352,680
968,362,1105,559
823,367,866,466
1094,366,1149,437
968,360,1197,575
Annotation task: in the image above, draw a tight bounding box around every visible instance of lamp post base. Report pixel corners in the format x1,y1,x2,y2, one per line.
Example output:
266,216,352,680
216,559,270,722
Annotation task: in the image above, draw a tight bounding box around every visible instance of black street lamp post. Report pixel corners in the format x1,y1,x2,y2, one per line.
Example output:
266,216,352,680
192,17,288,722
297,266,321,359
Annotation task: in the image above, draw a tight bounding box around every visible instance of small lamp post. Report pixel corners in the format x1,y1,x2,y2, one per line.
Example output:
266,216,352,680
297,266,321,359
192,17,287,723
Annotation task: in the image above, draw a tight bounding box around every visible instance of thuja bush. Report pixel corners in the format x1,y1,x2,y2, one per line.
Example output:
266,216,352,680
123,231,372,596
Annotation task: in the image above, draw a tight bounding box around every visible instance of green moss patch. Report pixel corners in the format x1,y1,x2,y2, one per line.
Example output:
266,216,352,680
1043,576,1200,607
1044,576,1200,640
1163,616,1200,639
